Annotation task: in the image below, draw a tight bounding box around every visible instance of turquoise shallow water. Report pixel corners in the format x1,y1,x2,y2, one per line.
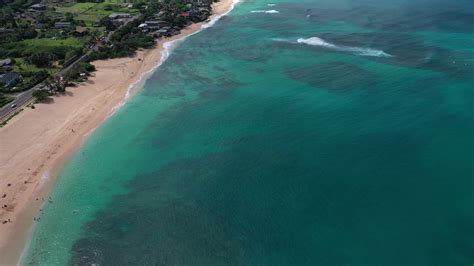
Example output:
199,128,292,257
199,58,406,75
24,0,474,265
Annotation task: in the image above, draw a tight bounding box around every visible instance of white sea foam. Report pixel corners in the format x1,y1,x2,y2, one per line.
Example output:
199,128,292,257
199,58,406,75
202,0,241,28
267,3,276,6
88,0,242,137
270,37,290,42
297,37,336,48
107,0,240,116
37,169,51,186
251,9,279,13
296,36,392,57
344,47,392,57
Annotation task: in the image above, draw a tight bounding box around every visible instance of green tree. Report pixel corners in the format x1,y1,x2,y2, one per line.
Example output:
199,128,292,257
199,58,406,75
65,12,75,23
27,52,53,67
19,27,37,39
32,90,51,102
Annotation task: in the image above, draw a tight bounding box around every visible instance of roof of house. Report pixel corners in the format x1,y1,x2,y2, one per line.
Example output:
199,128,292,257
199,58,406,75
35,22,45,28
54,22,72,28
109,13,131,19
75,26,88,33
30,3,47,9
0,58,12,67
0,28,14,33
0,73,20,85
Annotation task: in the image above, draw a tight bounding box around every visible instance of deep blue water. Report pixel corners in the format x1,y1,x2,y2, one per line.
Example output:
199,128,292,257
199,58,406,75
25,0,474,265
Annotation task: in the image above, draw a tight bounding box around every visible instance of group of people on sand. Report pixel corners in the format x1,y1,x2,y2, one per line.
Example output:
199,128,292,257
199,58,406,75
32,197,53,222
1,187,10,224
1,180,55,225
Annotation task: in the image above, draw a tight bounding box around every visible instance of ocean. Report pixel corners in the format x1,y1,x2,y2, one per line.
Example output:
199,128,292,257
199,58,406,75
24,0,474,265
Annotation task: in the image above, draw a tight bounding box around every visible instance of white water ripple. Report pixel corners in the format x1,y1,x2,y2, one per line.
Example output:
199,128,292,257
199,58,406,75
296,37,392,57
251,9,279,14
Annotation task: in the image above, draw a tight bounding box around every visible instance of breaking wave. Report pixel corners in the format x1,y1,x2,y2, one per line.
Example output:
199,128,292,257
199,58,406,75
296,37,392,57
202,0,240,28
104,0,242,131
251,9,279,14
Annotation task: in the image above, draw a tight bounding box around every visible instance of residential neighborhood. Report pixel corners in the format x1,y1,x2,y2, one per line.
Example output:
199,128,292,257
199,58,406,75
0,0,214,114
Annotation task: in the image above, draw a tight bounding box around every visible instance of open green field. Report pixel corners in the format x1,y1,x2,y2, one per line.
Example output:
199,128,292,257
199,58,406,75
19,37,84,48
12,58,56,74
54,1,139,26
4,37,86,56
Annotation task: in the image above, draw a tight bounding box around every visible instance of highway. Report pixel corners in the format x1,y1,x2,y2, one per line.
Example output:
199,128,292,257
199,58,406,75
0,16,136,124
0,49,92,123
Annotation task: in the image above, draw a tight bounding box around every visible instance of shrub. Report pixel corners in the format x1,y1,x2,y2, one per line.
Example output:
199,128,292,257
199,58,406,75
19,27,38,39
80,62,95,72
32,89,51,102
27,52,53,67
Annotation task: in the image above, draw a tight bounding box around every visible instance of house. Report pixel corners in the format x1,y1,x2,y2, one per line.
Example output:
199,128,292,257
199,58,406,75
0,58,12,68
141,20,169,31
73,26,88,36
35,22,45,29
144,20,168,27
30,3,47,11
0,28,14,34
156,29,169,36
108,13,131,20
179,11,191,18
54,22,73,29
156,26,172,37
144,20,169,31
155,11,166,18
0,73,21,87
192,7,211,21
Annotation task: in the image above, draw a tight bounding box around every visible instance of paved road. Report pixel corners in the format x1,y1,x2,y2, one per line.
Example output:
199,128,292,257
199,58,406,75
0,16,138,123
0,52,90,123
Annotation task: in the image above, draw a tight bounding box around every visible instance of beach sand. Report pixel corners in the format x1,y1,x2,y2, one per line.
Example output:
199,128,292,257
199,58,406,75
0,0,235,263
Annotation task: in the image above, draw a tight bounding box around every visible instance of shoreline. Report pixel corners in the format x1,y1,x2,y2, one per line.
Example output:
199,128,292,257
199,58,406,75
0,0,236,264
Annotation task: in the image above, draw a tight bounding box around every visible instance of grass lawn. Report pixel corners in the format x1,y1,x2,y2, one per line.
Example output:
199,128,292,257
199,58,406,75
12,58,56,75
19,37,84,48
3,37,86,57
55,2,139,17
51,1,139,28
56,3,111,15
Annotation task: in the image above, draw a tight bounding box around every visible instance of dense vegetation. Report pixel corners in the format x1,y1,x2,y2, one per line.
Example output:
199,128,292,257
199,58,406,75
88,3,161,60
0,0,213,107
